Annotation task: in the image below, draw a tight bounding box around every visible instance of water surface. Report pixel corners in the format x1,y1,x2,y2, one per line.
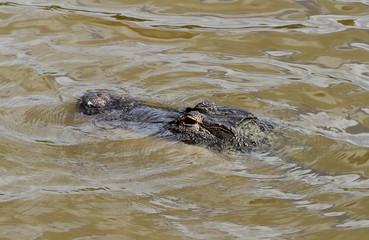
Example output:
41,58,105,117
0,0,369,239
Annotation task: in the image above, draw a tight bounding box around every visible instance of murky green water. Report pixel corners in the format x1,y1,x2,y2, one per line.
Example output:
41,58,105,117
1,0,369,239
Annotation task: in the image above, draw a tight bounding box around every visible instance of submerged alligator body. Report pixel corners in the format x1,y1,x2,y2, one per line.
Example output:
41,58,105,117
78,92,279,152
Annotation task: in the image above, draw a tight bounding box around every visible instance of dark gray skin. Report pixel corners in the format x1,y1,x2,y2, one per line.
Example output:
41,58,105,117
78,92,279,152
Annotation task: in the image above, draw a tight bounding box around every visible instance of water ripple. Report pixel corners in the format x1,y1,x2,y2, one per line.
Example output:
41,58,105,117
2,1,369,34
1,0,369,239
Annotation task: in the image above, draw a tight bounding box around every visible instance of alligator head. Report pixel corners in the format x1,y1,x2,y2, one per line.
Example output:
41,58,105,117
78,92,277,152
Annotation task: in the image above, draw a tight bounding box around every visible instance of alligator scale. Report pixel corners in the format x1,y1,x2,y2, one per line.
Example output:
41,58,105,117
78,92,279,152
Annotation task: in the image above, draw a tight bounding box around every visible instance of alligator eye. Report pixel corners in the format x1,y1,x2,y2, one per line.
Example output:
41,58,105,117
182,116,198,125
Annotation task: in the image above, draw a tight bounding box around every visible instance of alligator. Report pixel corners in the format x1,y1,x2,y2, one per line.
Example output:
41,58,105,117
77,92,279,152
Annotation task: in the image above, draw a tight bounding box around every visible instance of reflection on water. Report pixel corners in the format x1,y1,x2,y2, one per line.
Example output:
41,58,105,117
0,0,369,239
